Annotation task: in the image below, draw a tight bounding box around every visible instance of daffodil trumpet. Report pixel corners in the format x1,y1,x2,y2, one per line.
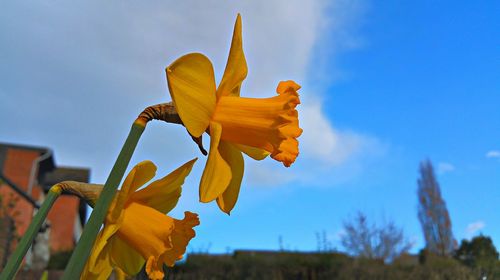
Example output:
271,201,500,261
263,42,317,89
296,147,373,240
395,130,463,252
165,14,302,214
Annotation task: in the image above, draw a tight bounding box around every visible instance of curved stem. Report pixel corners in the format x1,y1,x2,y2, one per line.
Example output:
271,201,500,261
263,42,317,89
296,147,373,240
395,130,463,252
62,122,145,279
0,185,62,280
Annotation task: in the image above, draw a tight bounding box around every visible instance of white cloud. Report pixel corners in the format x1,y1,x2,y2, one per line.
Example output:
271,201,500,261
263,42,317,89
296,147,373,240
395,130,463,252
300,99,383,165
244,133,385,188
437,162,455,174
486,150,500,159
465,221,486,239
245,161,298,187
0,0,373,188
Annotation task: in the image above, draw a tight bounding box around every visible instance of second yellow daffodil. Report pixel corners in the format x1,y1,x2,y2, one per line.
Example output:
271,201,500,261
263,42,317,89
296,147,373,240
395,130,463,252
81,159,199,280
166,14,302,214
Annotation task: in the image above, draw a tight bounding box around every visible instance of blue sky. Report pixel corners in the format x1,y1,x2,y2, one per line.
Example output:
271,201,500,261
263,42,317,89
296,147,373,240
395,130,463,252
312,0,500,251
1,0,499,254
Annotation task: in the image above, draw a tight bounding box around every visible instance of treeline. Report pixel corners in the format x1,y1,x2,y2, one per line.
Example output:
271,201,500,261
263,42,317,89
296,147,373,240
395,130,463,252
150,245,498,280
15,240,500,280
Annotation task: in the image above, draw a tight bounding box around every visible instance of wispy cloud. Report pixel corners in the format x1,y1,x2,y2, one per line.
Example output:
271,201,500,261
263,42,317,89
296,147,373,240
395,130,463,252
486,150,500,159
0,1,374,190
465,221,485,239
437,162,455,174
300,100,379,166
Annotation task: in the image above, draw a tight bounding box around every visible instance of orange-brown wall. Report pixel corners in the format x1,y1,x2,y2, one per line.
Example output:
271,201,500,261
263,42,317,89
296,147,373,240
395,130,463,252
47,196,79,252
0,148,40,236
0,148,80,253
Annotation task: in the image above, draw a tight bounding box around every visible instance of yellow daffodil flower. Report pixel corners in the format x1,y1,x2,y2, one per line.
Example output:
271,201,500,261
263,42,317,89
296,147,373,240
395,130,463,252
165,14,302,214
81,159,200,280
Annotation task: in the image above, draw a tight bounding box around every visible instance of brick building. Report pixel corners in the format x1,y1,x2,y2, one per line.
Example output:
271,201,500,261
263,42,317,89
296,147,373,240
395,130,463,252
0,142,89,267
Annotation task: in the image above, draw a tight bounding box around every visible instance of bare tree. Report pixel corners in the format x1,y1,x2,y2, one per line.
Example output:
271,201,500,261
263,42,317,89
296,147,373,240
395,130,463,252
417,160,455,256
341,212,412,262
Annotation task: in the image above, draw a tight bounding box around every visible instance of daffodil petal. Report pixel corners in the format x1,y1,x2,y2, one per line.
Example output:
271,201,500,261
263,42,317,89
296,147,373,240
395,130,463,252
235,144,270,160
121,160,157,197
86,224,120,273
216,14,247,99
199,122,231,202
80,244,113,280
82,225,118,280
130,158,197,213
216,142,244,214
114,268,127,280
109,235,145,276
166,53,217,137
110,160,157,223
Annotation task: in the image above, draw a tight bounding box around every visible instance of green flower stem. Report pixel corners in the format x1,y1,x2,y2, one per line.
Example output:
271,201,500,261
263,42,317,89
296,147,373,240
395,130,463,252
62,122,145,279
0,185,62,280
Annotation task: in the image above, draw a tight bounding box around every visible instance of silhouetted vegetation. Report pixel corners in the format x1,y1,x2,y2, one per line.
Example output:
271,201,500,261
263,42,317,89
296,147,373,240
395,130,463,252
13,244,499,280
155,249,492,280
455,235,500,279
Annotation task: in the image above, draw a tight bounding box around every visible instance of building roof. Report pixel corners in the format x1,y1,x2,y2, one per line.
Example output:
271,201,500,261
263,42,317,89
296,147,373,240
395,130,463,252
0,142,55,180
39,167,90,191
0,143,90,190
0,142,91,226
